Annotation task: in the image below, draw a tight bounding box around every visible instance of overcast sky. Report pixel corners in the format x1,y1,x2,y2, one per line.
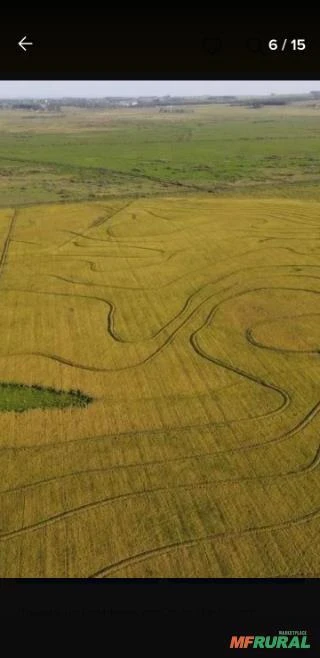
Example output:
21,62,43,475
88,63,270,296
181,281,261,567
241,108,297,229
0,80,319,98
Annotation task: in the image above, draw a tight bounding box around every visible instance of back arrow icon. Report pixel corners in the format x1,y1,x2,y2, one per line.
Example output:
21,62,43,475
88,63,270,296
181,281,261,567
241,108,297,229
18,36,33,52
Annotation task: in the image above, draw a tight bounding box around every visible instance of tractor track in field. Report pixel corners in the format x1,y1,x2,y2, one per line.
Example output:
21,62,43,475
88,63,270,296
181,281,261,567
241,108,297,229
90,504,320,578
4,282,237,370
12,240,317,291
47,262,320,294
3,280,320,452
246,328,320,354
1,394,319,457
2,284,306,413
56,201,134,250
11,239,38,246
189,285,320,397
58,230,166,255
3,279,236,346
2,430,320,543
191,330,291,410
245,310,320,355
88,203,132,228
0,283,292,418
0,209,17,281
2,419,320,498
7,262,320,350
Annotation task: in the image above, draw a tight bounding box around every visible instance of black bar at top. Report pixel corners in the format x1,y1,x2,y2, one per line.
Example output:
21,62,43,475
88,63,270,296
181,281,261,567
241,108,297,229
0,22,319,78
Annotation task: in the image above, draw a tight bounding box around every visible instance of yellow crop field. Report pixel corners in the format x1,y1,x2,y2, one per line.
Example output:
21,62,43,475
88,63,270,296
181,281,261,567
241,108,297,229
0,195,319,577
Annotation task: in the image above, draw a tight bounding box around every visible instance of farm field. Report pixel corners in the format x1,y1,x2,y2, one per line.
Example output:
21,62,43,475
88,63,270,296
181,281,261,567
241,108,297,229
0,104,320,577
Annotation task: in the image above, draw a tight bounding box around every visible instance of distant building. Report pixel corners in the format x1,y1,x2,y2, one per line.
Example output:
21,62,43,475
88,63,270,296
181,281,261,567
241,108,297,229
118,100,139,107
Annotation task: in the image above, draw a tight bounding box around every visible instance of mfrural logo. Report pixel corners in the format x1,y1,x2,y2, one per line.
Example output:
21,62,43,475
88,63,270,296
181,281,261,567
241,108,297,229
229,632,311,649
